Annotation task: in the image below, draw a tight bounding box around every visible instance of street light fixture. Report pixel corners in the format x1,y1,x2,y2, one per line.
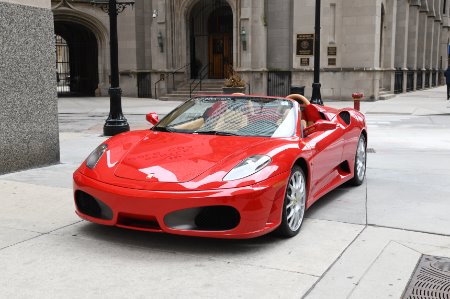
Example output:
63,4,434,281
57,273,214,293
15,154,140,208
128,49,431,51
91,0,134,136
311,0,324,105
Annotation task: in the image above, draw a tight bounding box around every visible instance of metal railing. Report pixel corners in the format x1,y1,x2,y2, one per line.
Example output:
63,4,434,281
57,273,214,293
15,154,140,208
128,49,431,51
169,63,190,92
152,63,191,99
406,70,414,92
190,64,209,98
394,70,403,94
153,74,166,99
416,70,423,90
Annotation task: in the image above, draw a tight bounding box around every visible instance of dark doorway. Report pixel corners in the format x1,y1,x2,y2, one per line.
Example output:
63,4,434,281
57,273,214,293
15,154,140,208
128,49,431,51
190,0,232,79
268,71,292,97
55,35,70,94
54,21,99,97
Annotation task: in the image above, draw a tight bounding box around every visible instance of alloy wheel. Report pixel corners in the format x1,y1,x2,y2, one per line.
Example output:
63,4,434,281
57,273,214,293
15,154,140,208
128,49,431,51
286,170,306,232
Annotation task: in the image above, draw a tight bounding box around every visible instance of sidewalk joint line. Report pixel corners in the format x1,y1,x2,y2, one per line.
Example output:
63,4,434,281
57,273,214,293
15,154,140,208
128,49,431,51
0,221,83,252
302,225,367,298
390,240,423,255
367,224,450,238
0,234,45,252
345,240,394,299
44,220,84,234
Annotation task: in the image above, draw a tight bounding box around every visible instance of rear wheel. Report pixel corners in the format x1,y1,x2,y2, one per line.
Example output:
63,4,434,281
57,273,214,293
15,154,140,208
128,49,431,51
276,166,306,237
349,134,367,186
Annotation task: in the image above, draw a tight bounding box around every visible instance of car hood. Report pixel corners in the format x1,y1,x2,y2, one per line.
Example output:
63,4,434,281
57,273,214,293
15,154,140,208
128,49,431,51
114,131,268,183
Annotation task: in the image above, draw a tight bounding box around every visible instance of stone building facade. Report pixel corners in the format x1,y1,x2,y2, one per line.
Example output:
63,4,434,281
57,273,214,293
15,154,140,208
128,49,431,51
0,0,60,174
52,0,449,100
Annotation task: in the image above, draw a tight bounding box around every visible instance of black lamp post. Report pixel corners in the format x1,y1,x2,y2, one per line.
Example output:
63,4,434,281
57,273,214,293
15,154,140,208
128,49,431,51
91,0,134,136
311,0,323,105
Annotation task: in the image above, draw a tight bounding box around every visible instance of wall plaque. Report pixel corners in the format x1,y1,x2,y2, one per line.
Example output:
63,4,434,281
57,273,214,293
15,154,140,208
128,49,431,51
300,58,310,66
296,34,314,56
328,46,337,56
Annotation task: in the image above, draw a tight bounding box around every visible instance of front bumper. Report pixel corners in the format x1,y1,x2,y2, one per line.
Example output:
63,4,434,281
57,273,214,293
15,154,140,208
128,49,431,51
73,171,290,239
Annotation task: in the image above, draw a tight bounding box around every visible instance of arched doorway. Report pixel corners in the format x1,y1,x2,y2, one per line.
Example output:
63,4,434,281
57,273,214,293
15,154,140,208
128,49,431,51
54,21,99,96
189,0,233,79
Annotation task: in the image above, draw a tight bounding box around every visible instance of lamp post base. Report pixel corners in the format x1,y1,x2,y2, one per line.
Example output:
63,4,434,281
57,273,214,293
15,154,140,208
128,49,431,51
311,82,323,105
103,118,130,136
103,87,130,136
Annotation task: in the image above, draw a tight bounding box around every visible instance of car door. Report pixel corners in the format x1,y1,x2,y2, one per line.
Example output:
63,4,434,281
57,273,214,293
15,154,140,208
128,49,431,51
302,122,345,201
338,110,361,168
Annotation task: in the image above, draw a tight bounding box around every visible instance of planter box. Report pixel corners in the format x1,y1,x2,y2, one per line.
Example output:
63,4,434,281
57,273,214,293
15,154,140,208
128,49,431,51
222,86,245,94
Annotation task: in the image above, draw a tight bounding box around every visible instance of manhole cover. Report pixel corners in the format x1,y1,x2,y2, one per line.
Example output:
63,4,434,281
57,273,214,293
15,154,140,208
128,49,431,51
402,255,450,299
367,148,376,153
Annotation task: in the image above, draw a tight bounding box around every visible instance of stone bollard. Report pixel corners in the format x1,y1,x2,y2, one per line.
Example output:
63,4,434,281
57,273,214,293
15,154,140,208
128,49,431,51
352,92,364,111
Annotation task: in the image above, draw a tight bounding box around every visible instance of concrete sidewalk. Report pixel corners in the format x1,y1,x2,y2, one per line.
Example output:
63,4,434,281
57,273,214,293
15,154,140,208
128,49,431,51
1,87,450,298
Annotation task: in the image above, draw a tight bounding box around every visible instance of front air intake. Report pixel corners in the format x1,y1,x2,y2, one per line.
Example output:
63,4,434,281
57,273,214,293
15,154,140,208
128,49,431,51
164,206,240,231
75,191,113,220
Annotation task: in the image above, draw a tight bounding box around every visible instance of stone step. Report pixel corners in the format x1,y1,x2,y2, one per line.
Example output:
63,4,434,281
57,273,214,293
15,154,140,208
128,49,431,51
158,80,226,101
160,92,224,102
171,88,224,93
164,93,222,98
173,86,222,92
378,92,396,101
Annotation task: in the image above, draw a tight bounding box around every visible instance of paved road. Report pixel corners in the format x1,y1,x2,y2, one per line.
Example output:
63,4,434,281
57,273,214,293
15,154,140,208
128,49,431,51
1,88,450,298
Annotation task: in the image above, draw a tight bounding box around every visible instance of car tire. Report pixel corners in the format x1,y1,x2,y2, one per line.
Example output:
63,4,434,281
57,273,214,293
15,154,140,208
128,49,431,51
276,165,307,238
349,134,367,186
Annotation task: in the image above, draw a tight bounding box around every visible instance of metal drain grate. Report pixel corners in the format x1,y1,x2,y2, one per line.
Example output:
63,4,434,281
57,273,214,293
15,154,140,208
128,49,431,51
402,255,450,299
367,147,376,153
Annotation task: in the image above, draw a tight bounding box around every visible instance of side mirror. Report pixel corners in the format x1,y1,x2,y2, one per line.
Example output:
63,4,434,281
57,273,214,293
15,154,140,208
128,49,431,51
146,112,159,125
304,120,337,137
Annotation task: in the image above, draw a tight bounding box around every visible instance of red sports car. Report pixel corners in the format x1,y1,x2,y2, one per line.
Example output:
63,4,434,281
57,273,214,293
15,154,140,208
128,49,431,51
73,94,367,239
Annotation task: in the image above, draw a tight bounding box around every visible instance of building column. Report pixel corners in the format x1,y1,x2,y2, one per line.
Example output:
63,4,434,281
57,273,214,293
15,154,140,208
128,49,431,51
443,0,450,70
395,0,409,92
433,0,442,72
442,27,450,70
434,21,442,70
0,0,60,174
441,0,450,74
425,22,434,71
417,3,429,88
382,0,398,92
238,0,267,93
425,0,436,88
408,1,421,90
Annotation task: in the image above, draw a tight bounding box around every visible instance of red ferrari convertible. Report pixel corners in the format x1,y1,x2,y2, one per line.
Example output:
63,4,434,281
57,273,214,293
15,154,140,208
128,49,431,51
73,94,367,239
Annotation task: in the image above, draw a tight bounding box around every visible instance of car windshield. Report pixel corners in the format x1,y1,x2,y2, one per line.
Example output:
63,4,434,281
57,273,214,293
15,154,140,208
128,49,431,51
153,96,297,137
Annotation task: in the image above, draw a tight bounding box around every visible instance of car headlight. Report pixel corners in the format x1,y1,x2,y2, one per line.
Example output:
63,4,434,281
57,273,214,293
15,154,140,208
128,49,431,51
85,144,108,169
223,155,272,181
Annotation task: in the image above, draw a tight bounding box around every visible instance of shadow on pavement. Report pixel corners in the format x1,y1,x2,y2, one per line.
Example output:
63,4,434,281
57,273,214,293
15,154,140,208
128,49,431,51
71,221,290,255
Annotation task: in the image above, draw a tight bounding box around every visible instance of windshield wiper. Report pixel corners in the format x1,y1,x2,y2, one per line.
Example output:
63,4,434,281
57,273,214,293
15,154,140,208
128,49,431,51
194,130,239,136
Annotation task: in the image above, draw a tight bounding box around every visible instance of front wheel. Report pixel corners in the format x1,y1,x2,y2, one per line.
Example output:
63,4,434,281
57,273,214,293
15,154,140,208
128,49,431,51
349,134,367,186
276,166,307,238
